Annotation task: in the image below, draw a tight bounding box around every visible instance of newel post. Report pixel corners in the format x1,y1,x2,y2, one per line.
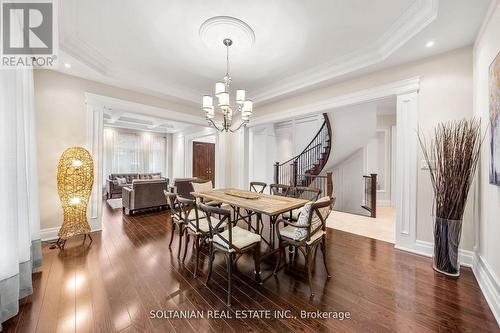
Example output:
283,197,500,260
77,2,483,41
274,162,280,184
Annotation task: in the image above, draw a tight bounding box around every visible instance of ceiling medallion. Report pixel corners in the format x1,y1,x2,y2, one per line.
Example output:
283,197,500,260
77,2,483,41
199,16,256,52
201,37,253,132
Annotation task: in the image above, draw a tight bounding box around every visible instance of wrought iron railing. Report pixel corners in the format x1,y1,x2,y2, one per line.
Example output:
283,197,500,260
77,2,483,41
361,173,377,218
274,113,332,189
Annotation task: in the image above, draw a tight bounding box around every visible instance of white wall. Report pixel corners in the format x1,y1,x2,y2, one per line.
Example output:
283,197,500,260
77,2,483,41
473,1,500,323
255,46,474,250
34,70,199,230
332,149,365,215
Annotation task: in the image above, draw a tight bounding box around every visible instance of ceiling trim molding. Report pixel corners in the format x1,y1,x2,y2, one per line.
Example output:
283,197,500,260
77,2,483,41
62,1,435,107
473,0,499,51
85,93,207,126
251,0,437,103
249,76,420,126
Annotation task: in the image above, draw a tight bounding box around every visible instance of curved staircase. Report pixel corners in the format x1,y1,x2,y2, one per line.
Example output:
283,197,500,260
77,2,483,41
274,113,332,190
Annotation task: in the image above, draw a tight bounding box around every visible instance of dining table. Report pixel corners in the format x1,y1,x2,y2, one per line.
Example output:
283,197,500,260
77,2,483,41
191,188,309,258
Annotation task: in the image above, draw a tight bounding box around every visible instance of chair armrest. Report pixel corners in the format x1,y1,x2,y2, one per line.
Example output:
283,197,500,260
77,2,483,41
122,186,134,209
276,218,309,229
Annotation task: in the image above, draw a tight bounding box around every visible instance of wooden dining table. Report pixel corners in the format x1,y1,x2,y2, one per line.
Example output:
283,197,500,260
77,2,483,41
191,188,309,253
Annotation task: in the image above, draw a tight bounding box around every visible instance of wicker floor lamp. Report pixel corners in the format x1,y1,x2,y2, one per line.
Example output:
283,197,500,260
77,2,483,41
56,147,94,249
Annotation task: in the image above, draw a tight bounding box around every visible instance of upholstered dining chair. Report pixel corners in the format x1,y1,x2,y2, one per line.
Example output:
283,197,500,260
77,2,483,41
198,202,261,306
269,183,290,196
164,191,187,259
282,186,322,221
177,197,225,278
274,196,335,297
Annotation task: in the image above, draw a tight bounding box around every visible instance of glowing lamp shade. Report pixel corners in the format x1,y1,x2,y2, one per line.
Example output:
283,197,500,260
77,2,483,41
202,95,213,110
57,147,94,243
236,89,246,104
215,82,226,96
242,100,253,114
218,92,230,109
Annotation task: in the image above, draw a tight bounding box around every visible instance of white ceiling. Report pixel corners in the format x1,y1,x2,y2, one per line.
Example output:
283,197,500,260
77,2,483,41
57,0,492,107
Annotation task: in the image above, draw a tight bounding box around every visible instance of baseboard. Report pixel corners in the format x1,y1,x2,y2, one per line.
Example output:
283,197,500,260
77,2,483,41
40,226,102,241
396,240,473,268
40,227,60,241
472,252,500,326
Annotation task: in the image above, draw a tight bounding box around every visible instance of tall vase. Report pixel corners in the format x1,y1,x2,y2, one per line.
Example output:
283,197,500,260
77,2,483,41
433,217,463,277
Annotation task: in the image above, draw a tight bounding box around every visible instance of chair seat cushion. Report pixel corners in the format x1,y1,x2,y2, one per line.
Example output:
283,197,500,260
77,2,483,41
187,210,205,220
279,225,325,244
188,216,225,233
282,208,301,220
213,226,261,251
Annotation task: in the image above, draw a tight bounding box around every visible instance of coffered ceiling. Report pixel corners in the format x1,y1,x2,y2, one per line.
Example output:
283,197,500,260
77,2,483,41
57,0,492,107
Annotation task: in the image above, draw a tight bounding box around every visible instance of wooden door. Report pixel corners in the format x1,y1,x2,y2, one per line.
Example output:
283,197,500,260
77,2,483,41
192,142,215,184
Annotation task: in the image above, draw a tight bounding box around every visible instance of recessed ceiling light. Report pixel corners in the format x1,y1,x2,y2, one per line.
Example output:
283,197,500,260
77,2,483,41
425,41,435,48
64,63,71,68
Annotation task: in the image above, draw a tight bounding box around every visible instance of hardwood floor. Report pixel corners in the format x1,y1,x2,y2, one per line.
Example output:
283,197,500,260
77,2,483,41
3,204,499,332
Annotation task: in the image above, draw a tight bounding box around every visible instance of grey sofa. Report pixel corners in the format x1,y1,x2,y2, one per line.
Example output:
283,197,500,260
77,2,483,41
122,178,169,215
106,172,162,198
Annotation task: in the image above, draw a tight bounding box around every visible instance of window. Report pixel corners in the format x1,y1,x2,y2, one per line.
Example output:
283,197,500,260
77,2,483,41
103,128,166,183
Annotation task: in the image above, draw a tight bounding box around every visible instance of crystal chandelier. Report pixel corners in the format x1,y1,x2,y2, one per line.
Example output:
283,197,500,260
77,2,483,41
202,38,253,132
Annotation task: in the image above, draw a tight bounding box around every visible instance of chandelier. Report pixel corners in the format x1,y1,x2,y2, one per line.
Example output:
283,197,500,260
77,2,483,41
202,38,253,132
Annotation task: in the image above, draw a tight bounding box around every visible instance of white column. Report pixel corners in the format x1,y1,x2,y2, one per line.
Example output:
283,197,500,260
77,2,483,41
395,92,419,251
85,102,104,232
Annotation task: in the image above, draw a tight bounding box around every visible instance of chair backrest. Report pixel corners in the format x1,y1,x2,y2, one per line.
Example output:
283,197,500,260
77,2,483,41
192,180,213,202
249,181,267,193
198,202,239,250
269,184,290,196
296,197,335,241
287,186,321,201
177,197,204,232
164,191,183,221
172,177,198,199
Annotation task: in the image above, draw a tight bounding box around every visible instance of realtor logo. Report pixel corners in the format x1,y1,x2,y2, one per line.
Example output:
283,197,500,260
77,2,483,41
1,0,58,67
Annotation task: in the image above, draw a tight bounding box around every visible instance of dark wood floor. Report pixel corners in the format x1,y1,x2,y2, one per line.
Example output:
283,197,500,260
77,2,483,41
3,204,499,333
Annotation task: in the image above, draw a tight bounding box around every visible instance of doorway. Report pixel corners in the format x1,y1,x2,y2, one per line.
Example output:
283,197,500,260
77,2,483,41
192,141,215,184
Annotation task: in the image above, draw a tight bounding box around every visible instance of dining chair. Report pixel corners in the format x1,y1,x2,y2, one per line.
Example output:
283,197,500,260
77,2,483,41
198,202,261,306
164,191,187,259
274,196,335,297
269,183,290,196
177,197,225,278
238,181,267,231
283,186,322,221
249,181,267,193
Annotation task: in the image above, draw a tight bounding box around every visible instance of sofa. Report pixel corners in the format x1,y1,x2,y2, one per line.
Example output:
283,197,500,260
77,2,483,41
106,172,162,198
122,178,169,215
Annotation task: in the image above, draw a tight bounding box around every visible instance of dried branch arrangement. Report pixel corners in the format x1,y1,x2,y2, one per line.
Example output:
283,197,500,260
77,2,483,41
418,119,483,221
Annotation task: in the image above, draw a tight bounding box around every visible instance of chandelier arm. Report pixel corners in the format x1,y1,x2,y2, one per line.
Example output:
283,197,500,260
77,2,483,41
207,118,224,131
229,121,247,133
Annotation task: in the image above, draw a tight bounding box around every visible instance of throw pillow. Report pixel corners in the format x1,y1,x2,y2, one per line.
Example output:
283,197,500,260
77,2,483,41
116,177,127,186
292,202,313,240
291,196,330,241
151,175,161,180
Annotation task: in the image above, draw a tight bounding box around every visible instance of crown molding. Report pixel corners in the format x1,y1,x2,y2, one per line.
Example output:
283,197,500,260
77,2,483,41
59,1,436,107
473,0,499,51
85,93,207,126
252,0,437,103
250,77,420,126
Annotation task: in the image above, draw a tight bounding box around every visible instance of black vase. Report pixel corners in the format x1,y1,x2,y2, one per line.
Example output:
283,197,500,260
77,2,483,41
433,217,462,277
